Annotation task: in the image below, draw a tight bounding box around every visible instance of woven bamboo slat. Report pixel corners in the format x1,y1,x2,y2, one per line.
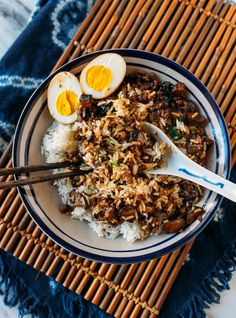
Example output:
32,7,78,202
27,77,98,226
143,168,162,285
0,1,235,317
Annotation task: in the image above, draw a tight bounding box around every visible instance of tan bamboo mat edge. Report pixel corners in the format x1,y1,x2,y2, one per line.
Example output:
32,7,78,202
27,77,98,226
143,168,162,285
0,1,236,317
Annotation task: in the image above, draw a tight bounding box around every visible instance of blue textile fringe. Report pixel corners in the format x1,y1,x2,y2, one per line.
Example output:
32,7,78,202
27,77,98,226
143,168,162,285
0,250,110,318
0,254,50,318
0,243,235,317
177,242,236,318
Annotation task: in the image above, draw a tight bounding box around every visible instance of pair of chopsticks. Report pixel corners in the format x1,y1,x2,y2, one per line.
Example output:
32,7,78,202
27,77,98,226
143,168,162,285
0,162,92,190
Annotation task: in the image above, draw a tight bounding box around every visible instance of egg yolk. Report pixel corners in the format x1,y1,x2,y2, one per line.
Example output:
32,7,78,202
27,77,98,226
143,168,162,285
56,90,79,116
86,66,112,92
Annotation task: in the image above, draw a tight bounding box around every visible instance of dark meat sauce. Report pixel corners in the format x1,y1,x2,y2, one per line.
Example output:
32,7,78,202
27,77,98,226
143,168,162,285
61,72,213,236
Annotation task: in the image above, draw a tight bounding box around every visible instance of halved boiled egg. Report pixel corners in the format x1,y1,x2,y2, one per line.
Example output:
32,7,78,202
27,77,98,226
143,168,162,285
80,53,126,99
47,72,82,124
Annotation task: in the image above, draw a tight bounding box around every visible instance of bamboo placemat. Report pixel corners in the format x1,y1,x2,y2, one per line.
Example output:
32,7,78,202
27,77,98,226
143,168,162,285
0,1,236,317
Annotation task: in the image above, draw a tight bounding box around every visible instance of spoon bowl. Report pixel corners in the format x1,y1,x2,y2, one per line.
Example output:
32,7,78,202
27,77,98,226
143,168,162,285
144,122,236,202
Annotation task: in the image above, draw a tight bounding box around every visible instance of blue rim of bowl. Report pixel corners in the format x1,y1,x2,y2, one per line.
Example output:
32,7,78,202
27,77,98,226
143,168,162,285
13,49,231,264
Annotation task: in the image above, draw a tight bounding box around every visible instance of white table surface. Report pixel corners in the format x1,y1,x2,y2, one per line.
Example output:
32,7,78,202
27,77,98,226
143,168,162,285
0,0,235,317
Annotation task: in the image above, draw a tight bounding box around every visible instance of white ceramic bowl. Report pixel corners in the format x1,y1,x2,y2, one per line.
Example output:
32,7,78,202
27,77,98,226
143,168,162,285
13,49,231,263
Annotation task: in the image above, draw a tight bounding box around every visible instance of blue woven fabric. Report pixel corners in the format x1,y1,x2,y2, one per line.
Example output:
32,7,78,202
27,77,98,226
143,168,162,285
0,1,235,317
0,249,110,318
0,0,95,154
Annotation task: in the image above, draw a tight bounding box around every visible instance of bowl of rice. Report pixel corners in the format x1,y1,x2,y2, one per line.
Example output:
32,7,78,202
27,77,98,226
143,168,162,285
13,49,231,263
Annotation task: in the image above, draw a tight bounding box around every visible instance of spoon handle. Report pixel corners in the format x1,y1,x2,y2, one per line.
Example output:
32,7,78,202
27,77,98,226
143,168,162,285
176,160,236,202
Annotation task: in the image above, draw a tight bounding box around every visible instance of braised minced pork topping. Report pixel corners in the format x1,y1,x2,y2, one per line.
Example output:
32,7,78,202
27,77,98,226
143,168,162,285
62,72,213,237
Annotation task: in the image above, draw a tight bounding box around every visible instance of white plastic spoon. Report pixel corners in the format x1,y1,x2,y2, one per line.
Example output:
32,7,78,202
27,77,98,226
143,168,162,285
144,122,236,202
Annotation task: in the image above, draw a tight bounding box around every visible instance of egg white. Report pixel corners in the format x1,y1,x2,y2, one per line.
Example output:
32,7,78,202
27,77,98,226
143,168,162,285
47,72,82,124
80,53,126,99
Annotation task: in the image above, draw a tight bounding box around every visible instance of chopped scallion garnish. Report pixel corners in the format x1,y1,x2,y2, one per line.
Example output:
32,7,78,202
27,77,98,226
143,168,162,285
168,126,179,140
109,160,119,166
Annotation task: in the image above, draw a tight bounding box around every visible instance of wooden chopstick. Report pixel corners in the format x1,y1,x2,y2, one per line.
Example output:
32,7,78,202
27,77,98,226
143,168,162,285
0,162,78,176
0,168,92,190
